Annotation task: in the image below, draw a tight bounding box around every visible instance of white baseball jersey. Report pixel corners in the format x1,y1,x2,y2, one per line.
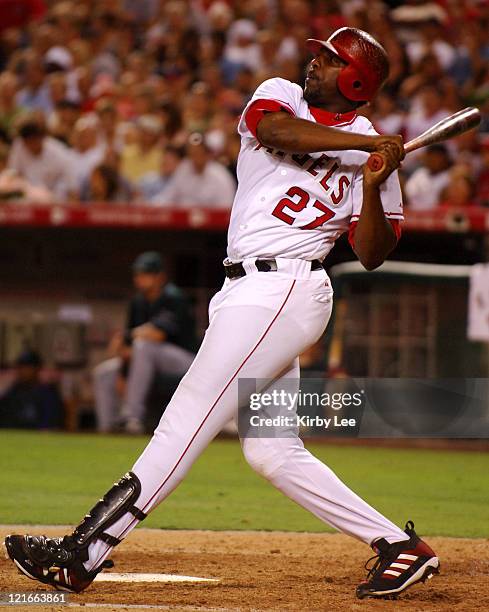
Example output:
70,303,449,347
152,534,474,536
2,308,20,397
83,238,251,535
227,77,403,261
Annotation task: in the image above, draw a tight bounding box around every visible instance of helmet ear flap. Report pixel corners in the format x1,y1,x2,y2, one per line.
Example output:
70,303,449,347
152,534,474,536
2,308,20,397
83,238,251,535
336,63,368,102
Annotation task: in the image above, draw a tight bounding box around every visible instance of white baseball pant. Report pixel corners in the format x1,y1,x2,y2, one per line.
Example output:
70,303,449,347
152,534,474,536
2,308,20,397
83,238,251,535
85,259,407,570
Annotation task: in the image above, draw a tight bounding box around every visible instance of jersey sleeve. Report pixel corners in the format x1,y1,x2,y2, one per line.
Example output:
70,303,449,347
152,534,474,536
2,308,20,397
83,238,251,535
348,218,402,249
238,78,302,139
348,167,404,248
350,167,404,224
348,120,404,249
350,120,404,225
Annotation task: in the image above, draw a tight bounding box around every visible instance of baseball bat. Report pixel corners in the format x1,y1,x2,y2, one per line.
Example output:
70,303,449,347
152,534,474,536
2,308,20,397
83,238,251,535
367,106,481,172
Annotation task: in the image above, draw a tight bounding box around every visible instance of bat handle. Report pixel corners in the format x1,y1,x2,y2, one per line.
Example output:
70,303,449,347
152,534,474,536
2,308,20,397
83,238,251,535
367,144,410,172
367,152,385,172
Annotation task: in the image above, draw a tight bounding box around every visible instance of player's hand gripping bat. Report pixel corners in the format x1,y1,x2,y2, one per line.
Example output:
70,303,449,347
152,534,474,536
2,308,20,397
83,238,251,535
367,107,481,172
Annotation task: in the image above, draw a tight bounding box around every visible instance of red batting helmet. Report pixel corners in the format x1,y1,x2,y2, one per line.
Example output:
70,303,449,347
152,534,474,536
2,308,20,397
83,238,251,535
306,28,389,103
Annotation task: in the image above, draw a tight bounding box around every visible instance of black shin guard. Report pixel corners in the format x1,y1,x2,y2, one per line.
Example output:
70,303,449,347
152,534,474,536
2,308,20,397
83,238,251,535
69,472,146,551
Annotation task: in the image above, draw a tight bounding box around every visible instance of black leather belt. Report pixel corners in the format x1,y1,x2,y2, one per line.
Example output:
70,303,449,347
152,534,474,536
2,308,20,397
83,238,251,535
224,258,323,280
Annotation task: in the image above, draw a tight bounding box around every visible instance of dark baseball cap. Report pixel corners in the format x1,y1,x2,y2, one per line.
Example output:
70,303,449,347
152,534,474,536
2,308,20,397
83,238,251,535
16,349,42,367
132,251,164,274
18,122,45,139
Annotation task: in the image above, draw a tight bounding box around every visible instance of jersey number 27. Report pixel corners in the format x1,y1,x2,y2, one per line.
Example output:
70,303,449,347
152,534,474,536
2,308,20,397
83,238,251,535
272,186,336,230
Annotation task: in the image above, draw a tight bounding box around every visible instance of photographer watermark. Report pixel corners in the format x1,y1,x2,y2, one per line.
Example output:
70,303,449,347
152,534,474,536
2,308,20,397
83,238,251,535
248,389,363,430
238,378,366,438
238,378,489,438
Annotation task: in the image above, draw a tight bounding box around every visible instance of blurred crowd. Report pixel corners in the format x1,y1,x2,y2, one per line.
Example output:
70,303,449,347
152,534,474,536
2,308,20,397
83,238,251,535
0,0,487,209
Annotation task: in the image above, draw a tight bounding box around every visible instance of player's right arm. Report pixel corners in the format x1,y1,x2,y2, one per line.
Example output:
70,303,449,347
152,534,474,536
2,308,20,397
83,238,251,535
256,111,403,157
353,144,403,270
241,78,403,156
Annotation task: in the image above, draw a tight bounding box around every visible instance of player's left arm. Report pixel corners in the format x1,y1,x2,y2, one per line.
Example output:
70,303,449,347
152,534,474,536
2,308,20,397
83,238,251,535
132,304,183,344
353,144,403,271
132,324,166,343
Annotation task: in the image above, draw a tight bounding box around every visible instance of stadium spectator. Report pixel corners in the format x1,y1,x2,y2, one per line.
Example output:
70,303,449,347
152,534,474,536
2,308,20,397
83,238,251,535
48,99,80,146
95,99,122,152
44,45,74,74
43,45,81,107
0,349,64,430
157,101,186,147
223,66,255,112
79,153,133,203
0,71,21,138
400,52,445,100
381,35,410,94
0,140,52,203
204,1,234,34
75,66,96,113
390,2,448,29
45,73,69,115
70,116,106,189
80,159,134,204
138,145,183,202
405,18,456,72
453,130,482,175
183,82,214,134
371,91,405,136
28,21,56,58
8,114,77,201
83,164,124,204
441,168,476,208
15,51,52,114
405,86,451,143
0,141,11,178
152,133,236,208
120,114,163,186
224,19,261,77
92,251,196,434
405,145,452,211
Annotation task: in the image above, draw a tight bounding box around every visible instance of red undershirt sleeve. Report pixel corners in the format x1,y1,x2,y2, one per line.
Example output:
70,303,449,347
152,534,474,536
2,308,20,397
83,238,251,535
348,219,402,249
244,98,296,139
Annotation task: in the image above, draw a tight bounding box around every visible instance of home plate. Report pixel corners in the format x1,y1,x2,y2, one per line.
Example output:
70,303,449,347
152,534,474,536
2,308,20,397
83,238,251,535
94,573,219,584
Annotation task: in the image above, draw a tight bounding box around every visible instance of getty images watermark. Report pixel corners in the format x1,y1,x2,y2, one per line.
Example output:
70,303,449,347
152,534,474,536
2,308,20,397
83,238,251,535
237,378,489,438
248,389,363,429
238,378,366,438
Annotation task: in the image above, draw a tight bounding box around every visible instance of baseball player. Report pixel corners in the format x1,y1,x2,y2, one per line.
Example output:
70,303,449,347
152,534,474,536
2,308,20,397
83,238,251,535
5,28,439,600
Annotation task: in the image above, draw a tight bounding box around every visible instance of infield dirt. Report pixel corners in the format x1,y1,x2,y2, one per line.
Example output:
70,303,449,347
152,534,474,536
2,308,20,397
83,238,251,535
0,526,487,611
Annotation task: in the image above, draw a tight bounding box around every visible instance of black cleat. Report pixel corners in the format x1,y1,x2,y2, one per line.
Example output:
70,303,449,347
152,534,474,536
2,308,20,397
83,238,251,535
356,521,440,599
4,534,112,593
4,473,147,593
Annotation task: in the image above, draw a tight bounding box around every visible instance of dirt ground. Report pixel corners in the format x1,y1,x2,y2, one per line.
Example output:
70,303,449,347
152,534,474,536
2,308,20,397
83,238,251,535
0,526,487,612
